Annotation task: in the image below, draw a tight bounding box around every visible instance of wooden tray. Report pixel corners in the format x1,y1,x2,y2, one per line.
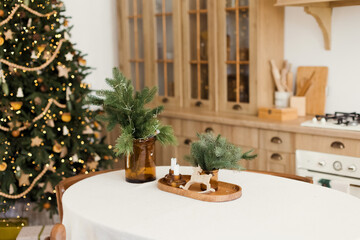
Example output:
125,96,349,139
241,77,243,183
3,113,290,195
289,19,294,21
157,175,242,202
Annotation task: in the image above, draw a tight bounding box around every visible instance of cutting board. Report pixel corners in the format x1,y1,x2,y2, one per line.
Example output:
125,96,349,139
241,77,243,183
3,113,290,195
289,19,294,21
296,66,328,115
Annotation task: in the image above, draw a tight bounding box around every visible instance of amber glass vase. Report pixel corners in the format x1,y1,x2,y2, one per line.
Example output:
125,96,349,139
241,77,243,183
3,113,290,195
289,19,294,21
125,137,156,183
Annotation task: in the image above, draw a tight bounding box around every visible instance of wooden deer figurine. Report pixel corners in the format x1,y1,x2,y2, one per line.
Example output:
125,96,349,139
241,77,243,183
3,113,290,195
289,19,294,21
180,166,215,193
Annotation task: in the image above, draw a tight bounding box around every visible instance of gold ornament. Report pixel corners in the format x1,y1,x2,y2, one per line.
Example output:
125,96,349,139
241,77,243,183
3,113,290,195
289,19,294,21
0,162,7,171
63,20,69,26
61,112,71,122
78,58,87,66
0,37,4,46
10,101,23,110
37,44,46,54
12,130,20,137
31,136,43,147
37,77,44,83
52,141,62,153
43,202,51,209
0,9,4,17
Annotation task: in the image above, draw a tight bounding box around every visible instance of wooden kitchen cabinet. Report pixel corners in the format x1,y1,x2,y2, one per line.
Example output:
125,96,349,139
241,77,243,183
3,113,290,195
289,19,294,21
118,0,284,114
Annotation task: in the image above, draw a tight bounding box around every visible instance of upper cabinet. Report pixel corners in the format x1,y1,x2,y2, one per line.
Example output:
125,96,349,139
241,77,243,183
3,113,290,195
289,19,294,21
118,0,284,115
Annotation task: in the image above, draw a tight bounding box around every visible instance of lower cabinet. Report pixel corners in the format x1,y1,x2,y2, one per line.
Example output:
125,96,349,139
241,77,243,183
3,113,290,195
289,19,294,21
260,150,295,174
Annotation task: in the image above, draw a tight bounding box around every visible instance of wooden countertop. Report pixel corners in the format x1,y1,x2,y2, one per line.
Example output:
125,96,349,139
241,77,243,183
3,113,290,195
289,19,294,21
160,109,360,140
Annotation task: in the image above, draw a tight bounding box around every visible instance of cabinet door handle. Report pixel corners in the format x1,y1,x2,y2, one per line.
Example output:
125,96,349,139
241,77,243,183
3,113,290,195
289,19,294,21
184,139,192,145
205,127,213,133
162,97,169,103
270,153,283,161
331,141,345,149
271,137,282,144
233,104,242,110
195,101,202,107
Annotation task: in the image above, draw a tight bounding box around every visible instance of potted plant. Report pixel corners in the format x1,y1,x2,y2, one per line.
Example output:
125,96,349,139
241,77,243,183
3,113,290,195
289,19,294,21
89,68,177,183
184,132,256,190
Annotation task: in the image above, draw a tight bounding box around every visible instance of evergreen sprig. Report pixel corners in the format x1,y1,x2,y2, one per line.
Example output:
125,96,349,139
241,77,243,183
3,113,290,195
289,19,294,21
184,133,257,171
89,68,177,155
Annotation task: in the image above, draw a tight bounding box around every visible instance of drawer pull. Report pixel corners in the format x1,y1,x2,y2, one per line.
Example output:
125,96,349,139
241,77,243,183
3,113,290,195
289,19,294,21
184,139,192,145
195,101,202,107
205,127,214,133
270,153,283,161
162,97,169,103
270,137,282,144
233,104,242,110
331,141,345,149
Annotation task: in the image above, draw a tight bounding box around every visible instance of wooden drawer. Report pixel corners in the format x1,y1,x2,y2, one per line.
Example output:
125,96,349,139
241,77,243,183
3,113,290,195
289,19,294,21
176,136,197,166
181,120,232,140
296,134,360,157
232,126,258,148
261,150,295,174
260,130,294,153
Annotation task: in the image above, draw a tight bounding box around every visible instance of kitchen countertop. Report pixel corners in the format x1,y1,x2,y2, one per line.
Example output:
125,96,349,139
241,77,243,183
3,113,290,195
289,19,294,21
161,109,360,139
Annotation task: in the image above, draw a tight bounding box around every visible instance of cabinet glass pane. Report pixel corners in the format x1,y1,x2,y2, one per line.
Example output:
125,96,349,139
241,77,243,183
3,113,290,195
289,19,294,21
201,64,209,99
227,64,236,102
189,14,197,60
226,0,248,7
200,14,208,61
239,9,249,61
240,65,249,103
191,64,198,99
166,16,174,60
129,0,134,14
155,0,162,13
131,62,136,87
139,62,145,90
165,0,173,13
226,11,236,61
137,0,143,15
189,0,207,10
167,63,174,97
158,63,165,95
129,19,135,59
156,17,164,59
138,18,144,59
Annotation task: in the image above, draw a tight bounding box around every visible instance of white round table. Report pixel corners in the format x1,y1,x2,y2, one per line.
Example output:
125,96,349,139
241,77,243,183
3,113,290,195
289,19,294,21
62,167,360,240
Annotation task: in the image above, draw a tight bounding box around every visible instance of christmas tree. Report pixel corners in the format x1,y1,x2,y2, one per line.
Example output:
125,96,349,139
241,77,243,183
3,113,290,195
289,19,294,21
0,0,114,216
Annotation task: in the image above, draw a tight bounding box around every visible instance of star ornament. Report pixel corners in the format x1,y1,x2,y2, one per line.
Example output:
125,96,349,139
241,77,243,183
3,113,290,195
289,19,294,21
57,65,70,78
31,136,43,147
65,52,73,61
4,29,13,40
19,171,30,186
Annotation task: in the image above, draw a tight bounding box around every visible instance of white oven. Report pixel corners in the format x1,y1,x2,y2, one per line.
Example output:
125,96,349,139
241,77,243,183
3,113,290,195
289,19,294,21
296,150,360,198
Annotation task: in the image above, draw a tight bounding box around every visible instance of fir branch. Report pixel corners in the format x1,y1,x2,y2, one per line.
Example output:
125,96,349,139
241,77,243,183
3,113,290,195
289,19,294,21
185,133,257,171
89,68,176,155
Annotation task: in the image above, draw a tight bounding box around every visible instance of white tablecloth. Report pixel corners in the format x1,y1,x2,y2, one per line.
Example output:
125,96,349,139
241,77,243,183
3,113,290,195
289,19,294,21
62,167,360,240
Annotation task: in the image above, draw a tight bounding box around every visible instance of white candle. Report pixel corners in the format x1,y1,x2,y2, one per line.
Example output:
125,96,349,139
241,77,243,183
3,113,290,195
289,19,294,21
174,164,180,176
171,158,177,170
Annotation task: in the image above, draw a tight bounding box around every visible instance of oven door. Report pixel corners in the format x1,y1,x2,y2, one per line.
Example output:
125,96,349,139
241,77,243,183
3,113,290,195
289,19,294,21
297,168,360,198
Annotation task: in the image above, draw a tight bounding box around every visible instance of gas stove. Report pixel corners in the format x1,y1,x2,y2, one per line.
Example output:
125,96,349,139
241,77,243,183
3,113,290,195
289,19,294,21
301,112,360,131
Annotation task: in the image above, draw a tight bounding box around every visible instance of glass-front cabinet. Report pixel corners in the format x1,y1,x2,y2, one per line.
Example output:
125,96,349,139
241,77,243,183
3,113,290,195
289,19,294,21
118,0,283,114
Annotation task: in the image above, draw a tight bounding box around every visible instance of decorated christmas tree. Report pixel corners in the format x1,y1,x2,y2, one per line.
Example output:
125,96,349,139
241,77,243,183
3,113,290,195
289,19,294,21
0,0,114,216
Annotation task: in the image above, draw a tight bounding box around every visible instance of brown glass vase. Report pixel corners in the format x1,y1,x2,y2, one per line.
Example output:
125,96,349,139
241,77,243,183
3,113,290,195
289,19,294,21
125,137,156,183
200,169,219,191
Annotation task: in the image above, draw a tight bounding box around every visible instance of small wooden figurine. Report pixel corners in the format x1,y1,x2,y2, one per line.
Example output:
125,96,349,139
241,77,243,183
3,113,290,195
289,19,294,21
180,166,215,193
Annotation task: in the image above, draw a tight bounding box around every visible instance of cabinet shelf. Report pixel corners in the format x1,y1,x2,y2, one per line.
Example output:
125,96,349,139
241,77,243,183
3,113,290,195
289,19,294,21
275,0,360,50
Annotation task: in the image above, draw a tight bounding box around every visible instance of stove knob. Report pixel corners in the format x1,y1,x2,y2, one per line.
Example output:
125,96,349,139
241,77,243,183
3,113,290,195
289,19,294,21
333,161,342,171
318,161,325,167
348,165,357,172
320,118,326,124
312,117,318,123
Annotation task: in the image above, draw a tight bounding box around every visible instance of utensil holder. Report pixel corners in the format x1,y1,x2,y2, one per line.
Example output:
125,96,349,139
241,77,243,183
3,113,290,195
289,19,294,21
275,91,291,108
